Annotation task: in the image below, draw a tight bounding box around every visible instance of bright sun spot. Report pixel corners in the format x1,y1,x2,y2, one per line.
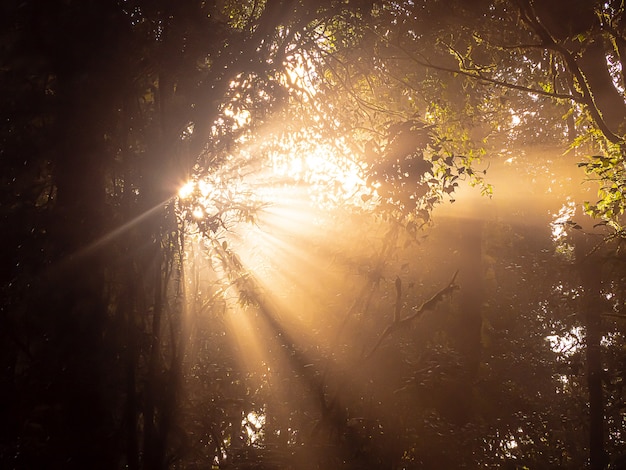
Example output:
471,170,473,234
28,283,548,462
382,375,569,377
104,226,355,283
175,126,370,312
224,106,251,128
178,180,194,199
546,326,582,356
242,410,266,444
192,206,204,219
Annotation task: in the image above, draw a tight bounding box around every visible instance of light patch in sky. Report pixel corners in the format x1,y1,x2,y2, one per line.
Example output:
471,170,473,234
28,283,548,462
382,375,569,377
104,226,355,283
224,106,251,128
242,410,266,444
283,53,318,100
546,326,582,356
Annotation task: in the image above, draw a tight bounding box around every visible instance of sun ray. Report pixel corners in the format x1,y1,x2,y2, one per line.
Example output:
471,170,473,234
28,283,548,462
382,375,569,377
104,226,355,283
175,109,390,458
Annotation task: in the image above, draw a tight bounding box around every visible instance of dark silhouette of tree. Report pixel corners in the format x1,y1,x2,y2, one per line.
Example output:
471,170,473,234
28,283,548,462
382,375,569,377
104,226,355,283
0,1,375,468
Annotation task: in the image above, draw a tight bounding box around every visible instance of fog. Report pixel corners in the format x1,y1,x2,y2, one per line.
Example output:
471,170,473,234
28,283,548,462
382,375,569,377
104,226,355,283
173,142,612,467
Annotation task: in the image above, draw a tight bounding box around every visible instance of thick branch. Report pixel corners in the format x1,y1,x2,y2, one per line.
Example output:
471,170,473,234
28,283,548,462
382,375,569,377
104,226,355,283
366,269,459,359
411,55,578,102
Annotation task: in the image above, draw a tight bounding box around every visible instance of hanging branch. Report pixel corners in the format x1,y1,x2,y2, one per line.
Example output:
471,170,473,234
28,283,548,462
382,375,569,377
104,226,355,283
365,269,459,360
515,0,623,144
370,27,579,103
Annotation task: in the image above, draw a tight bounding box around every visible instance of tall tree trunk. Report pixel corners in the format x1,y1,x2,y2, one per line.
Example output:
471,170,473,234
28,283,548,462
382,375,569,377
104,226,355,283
143,243,166,469
50,57,114,470
576,233,607,470
577,39,626,137
445,215,484,424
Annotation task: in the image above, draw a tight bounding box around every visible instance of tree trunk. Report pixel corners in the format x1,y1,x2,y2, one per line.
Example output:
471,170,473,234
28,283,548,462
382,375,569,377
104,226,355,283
576,233,607,470
577,39,626,137
143,243,166,470
446,215,484,424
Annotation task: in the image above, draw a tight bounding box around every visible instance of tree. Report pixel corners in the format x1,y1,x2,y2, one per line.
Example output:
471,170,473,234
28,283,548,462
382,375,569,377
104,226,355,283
312,2,625,467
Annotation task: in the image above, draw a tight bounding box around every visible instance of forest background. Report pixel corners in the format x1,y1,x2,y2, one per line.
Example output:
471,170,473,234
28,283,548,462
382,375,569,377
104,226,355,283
1,0,626,469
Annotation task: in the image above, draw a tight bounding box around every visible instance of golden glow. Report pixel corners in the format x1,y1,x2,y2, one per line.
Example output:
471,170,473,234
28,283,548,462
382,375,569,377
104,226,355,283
177,132,369,237
178,180,195,199
283,53,318,100
176,52,465,454
172,86,604,460
549,199,576,258
267,134,370,210
546,327,582,356
192,206,204,219
175,128,376,408
243,411,266,444
224,105,251,128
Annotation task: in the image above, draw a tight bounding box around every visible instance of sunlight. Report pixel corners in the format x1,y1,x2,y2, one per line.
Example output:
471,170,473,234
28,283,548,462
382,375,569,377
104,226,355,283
549,199,576,258
550,200,576,241
16,0,626,467
224,105,251,129
192,206,204,219
505,435,518,453
178,180,195,199
242,410,266,444
173,46,374,373
175,118,373,399
177,131,368,238
283,53,318,100
174,47,450,466
268,135,369,210
546,326,582,356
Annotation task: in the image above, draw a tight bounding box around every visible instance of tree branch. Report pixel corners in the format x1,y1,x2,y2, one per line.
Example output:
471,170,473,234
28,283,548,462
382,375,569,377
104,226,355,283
365,269,459,359
515,0,624,144
374,41,580,103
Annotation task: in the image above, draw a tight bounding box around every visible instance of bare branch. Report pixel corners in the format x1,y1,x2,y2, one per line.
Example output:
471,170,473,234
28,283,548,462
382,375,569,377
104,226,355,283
601,313,626,320
365,269,459,359
394,276,402,322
